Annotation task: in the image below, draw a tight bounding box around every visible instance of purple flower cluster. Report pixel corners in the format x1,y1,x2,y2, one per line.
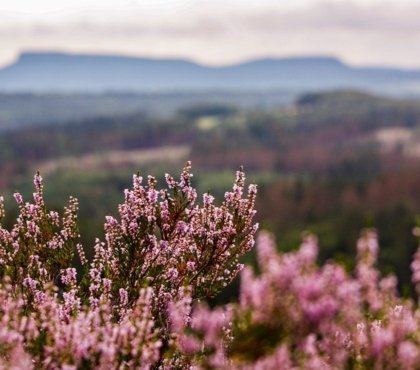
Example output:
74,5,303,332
2,164,420,369
176,230,420,369
0,164,258,368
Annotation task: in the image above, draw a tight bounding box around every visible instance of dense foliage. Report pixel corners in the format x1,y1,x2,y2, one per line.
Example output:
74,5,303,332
1,166,420,369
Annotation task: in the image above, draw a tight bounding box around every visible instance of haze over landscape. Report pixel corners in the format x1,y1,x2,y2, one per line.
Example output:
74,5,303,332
2,0,420,68
1,0,420,257
2,0,420,96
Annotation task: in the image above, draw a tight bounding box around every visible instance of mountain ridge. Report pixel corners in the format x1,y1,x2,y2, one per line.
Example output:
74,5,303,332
1,51,420,94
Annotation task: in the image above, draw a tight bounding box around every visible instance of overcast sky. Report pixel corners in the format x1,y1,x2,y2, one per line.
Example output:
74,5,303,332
1,0,420,68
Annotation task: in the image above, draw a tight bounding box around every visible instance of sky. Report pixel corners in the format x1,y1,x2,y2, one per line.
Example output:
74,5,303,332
1,0,420,68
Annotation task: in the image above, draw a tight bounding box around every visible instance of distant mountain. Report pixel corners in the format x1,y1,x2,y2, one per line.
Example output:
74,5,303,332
1,52,420,94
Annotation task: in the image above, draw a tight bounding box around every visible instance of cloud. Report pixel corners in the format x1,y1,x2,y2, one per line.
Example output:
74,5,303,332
274,2,420,31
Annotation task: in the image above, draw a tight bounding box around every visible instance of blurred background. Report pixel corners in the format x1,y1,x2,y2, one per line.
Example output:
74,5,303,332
1,0,420,295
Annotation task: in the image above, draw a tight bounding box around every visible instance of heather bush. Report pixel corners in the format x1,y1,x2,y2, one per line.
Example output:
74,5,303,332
178,231,420,369
0,163,258,368
1,164,420,369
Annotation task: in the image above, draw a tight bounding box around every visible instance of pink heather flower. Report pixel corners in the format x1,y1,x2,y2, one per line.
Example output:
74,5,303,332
7,345,34,370
160,240,169,250
62,365,77,370
128,221,139,235
48,211,60,224
13,192,23,204
186,261,196,271
411,245,420,296
356,322,368,347
105,216,118,226
61,268,77,286
183,186,197,202
299,233,318,264
224,191,234,203
357,229,379,265
33,173,43,188
0,196,4,219
102,278,112,292
119,288,128,306
167,268,179,281
256,231,277,269
165,173,176,188
175,221,189,234
252,345,292,370
203,193,215,206
180,336,200,354
248,183,258,195
23,277,38,292
379,274,397,294
33,192,43,205
370,322,394,357
76,243,87,265
235,169,245,186
398,341,419,368
232,184,242,198
168,287,192,335
147,189,158,203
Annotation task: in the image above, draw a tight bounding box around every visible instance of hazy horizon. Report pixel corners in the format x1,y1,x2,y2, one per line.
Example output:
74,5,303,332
1,0,420,69
4,49,418,71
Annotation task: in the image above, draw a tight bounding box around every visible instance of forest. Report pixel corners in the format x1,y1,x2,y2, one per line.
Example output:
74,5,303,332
1,90,420,292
